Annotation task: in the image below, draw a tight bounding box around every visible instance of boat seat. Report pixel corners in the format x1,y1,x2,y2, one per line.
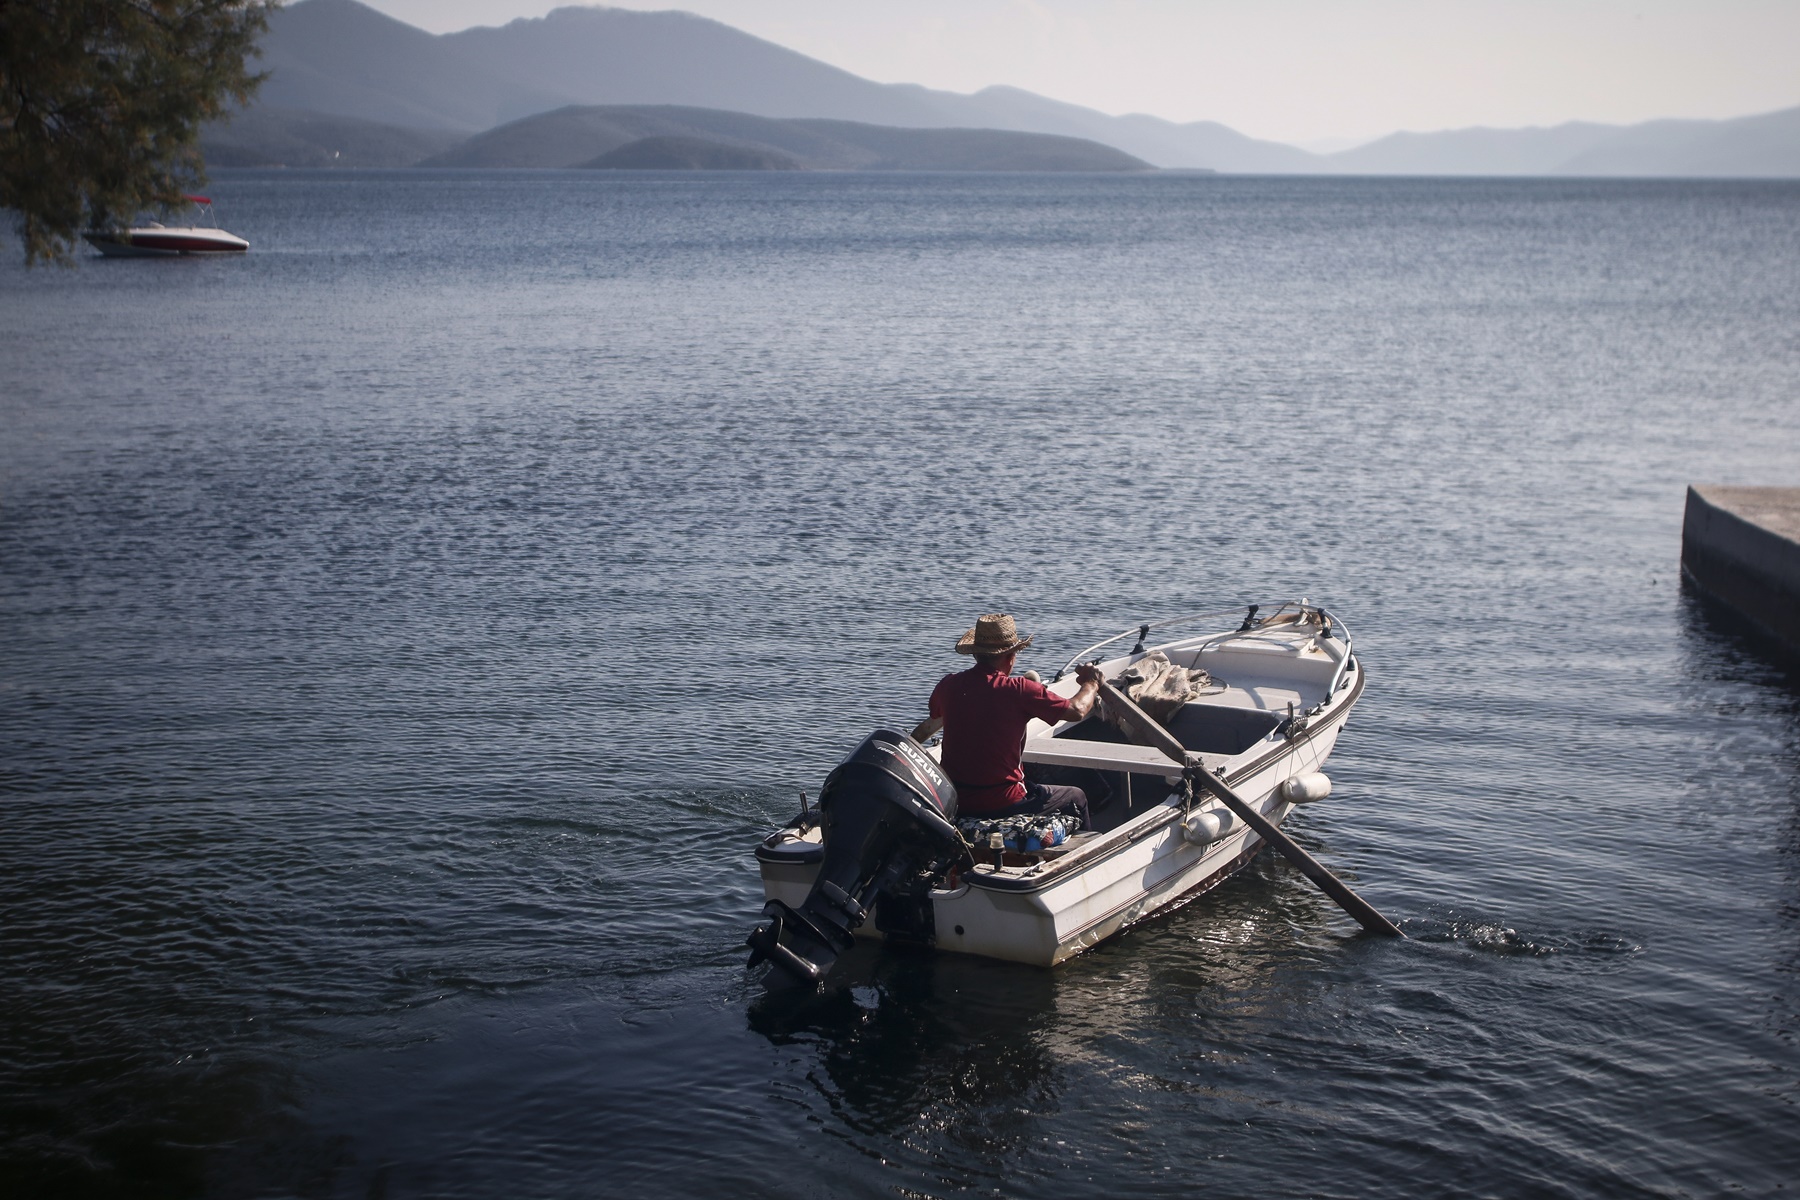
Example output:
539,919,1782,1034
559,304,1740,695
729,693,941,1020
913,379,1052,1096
1162,704,1283,754
1054,703,1282,757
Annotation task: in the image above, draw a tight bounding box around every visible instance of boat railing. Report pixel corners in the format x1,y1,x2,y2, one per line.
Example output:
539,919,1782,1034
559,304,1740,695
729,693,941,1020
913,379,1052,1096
182,194,219,228
1053,607,1238,680
1053,601,1355,696
1179,604,1358,699
1323,609,1356,696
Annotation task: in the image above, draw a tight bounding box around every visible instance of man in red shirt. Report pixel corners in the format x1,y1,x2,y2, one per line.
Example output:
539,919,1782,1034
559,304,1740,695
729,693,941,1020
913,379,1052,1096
917,613,1104,825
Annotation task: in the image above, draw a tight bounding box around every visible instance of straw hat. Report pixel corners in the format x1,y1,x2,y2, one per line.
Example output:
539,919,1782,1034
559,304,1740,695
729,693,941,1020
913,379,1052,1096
955,613,1034,656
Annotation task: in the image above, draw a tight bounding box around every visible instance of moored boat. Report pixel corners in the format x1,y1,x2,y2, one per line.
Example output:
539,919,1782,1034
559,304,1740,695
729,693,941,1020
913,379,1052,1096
84,195,248,257
748,601,1375,985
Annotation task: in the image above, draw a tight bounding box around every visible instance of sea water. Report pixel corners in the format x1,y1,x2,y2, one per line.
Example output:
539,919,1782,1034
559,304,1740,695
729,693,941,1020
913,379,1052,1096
2,171,1798,1197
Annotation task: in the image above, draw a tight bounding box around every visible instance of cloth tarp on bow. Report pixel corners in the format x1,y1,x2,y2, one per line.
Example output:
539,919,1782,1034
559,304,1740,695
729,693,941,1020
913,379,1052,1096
1100,650,1214,727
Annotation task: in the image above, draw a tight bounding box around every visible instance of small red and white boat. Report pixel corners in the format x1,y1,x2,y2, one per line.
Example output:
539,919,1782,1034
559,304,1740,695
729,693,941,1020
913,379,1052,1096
84,195,248,257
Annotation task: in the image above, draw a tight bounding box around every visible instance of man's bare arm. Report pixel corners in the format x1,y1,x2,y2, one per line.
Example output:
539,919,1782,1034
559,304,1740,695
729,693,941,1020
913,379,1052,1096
1055,663,1104,722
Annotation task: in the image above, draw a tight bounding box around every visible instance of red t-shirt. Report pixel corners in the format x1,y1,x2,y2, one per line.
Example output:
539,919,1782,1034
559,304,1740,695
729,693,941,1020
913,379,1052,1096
929,664,1074,814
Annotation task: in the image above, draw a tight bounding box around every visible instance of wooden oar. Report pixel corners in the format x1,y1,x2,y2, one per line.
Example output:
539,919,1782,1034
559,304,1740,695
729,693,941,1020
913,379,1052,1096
1098,680,1404,938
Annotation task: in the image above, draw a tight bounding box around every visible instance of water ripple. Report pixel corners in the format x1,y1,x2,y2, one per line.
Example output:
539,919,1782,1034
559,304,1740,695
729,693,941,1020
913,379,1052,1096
2,172,1797,1198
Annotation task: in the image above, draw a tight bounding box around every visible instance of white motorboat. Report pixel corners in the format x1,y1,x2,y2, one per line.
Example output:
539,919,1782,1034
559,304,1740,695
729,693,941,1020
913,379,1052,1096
84,195,248,257
748,602,1375,983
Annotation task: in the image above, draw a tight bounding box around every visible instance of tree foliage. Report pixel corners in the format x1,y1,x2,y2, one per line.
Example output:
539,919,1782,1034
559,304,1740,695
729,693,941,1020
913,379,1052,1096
1,0,274,264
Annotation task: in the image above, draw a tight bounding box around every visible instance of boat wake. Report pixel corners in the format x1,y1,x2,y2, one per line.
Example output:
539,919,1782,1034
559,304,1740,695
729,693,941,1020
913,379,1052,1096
1408,914,1643,959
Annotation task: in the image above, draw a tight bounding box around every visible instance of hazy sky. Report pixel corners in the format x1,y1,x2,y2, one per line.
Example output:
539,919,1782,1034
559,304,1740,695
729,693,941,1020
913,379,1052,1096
354,0,1800,147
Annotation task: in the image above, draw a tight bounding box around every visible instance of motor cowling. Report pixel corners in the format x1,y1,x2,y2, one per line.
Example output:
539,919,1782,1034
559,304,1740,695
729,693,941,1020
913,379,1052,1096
747,730,970,987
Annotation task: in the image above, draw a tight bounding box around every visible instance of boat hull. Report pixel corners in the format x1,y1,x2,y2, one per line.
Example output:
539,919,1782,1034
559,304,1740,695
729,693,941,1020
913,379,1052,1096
761,704,1351,967
84,228,249,256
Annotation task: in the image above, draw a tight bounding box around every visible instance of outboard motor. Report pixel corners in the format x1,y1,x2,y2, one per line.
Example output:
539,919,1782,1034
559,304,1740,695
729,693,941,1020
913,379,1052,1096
747,729,970,987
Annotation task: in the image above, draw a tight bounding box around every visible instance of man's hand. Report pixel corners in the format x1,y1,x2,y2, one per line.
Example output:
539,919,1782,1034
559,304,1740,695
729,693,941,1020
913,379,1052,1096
1059,662,1105,721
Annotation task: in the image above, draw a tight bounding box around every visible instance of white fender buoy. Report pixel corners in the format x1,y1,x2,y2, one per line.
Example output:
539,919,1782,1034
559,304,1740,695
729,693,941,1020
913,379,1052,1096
1181,808,1241,844
1280,772,1332,804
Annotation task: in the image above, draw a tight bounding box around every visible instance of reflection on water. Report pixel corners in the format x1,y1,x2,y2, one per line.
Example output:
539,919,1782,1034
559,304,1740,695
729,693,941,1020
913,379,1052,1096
1677,583,1800,1069
745,860,1409,1177
1678,577,1800,681
750,945,1061,1170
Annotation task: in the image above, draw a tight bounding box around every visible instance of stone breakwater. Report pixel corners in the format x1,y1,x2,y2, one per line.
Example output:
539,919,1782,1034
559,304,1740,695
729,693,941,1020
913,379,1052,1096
1681,485,1800,654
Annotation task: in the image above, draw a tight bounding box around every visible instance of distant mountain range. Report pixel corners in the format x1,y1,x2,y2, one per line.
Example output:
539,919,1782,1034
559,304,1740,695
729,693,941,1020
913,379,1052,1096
1330,107,1800,176
206,0,1800,176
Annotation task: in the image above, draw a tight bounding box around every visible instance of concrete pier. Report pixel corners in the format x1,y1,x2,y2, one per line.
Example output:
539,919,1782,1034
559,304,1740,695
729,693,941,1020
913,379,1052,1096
1681,486,1800,653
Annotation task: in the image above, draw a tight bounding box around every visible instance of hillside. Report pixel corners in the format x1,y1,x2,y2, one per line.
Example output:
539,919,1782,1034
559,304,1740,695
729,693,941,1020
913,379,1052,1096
419,105,1152,171
420,106,861,169
439,5,951,128
1555,107,1800,176
254,0,567,130
583,137,802,171
943,85,1319,174
786,120,1154,172
201,106,463,168
1326,107,1800,176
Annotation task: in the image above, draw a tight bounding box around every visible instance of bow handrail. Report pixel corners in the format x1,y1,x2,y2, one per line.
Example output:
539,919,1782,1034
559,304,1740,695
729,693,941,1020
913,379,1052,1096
1053,601,1353,691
